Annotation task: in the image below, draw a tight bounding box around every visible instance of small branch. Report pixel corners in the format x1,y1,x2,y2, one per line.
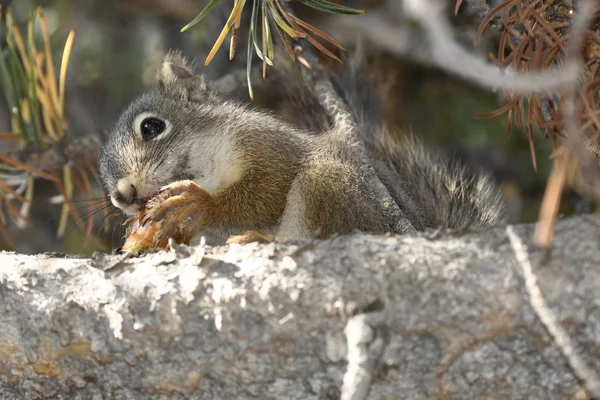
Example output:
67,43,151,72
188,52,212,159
321,12,436,67
327,0,591,94
506,226,600,399
401,0,591,94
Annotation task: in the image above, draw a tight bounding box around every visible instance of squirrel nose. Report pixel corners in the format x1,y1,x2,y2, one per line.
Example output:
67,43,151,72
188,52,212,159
114,179,138,205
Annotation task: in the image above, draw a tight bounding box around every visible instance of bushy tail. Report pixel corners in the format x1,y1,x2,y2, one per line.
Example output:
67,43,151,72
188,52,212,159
330,43,385,138
334,47,507,229
279,44,507,229
270,50,333,133
274,42,384,135
371,132,507,229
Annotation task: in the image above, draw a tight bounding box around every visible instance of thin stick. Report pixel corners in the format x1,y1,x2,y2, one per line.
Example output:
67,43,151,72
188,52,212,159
507,226,600,398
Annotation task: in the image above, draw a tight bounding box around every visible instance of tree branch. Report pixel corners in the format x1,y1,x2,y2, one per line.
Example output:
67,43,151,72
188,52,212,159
0,215,598,398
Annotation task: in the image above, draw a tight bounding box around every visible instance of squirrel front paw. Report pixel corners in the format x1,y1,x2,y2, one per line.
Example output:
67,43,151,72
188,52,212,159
226,230,276,245
143,180,213,244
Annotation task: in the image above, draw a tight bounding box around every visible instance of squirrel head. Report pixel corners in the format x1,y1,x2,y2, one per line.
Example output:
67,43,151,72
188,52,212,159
99,50,241,215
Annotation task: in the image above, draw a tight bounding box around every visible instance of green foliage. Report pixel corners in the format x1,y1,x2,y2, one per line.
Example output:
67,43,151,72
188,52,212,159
180,0,364,98
0,6,83,245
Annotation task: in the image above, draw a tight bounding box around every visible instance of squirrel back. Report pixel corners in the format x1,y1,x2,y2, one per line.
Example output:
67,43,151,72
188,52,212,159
277,46,507,230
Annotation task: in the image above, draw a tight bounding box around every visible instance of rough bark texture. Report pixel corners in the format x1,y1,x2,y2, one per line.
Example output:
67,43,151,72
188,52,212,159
0,215,598,400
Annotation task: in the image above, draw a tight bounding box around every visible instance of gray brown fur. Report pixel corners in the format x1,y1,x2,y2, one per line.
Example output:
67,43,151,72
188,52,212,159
276,47,506,232
99,50,506,245
338,50,506,231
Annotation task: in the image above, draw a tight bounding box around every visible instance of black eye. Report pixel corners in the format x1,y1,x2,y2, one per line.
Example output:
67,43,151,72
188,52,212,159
140,117,166,141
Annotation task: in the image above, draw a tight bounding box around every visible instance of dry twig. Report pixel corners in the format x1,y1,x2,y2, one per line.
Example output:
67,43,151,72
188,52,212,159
507,226,600,399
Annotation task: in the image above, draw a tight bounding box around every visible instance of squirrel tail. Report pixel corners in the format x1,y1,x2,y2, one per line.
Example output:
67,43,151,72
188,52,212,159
336,46,507,229
372,132,508,229
300,44,507,229
274,41,383,135
330,42,385,138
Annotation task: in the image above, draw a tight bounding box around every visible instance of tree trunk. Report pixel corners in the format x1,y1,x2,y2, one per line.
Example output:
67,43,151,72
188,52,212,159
0,215,598,399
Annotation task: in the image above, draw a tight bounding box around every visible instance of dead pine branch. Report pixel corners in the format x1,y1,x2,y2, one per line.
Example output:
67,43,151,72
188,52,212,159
0,6,114,249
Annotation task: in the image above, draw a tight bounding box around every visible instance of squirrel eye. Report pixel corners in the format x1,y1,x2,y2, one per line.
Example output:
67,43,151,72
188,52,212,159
140,117,166,141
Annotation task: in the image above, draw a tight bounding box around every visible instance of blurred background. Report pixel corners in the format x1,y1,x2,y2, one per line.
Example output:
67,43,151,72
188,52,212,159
0,0,587,254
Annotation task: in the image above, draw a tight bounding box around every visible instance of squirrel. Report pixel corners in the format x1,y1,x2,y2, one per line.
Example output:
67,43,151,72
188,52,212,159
98,48,506,247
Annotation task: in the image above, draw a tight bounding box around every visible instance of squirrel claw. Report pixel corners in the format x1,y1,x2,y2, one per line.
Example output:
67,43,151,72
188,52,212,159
143,195,189,223
150,197,208,244
226,230,276,245
142,180,213,244
159,179,208,196
142,180,212,228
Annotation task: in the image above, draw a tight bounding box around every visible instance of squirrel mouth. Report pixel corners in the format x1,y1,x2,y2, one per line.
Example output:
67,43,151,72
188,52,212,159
135,198,149,210
109,196,148,216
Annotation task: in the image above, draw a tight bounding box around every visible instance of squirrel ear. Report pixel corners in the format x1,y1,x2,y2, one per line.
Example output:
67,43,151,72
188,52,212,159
157,50,194,86
157,50,209,99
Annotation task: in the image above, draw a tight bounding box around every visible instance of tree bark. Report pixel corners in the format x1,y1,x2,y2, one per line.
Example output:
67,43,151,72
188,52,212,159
0,214,598,399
